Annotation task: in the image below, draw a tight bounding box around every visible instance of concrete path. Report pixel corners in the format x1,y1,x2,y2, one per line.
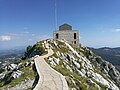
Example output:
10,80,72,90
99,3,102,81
33,43,69,90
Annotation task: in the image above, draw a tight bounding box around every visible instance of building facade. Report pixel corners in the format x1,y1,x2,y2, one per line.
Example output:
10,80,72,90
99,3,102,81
54,24,80,48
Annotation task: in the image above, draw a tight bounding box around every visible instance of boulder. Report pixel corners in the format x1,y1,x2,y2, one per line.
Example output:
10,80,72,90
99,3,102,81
12,70,23,79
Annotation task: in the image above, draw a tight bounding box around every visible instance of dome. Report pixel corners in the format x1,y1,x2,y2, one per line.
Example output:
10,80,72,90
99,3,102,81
59,24,72,30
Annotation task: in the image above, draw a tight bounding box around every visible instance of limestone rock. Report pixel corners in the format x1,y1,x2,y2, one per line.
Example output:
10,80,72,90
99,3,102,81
46,39,120,90
12,70,23,79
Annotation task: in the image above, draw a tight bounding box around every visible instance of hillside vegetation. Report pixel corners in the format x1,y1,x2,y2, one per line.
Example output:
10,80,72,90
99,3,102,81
0,39,120,90
89,47,120,66
45,39,120,90
0,41,46,90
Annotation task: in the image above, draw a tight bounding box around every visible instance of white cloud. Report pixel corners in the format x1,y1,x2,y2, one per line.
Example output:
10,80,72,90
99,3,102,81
113,28,120,32
0,35,11,41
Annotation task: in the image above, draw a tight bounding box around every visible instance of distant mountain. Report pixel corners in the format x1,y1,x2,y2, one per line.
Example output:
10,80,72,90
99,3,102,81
0,47,25,64
0,40,120,90
89,47,120,66
0,46,26,56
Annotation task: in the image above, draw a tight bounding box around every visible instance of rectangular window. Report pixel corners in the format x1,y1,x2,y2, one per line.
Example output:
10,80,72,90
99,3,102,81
74,41,76,44
56,33,59,39
74,33,76,39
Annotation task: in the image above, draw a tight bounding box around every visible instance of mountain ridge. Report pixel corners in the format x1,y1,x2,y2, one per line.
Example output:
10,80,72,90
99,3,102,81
0,39,120,90
45,39,120,90
89,47,120,67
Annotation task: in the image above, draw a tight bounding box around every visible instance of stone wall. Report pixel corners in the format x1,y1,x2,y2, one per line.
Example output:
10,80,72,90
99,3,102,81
54,30,79,48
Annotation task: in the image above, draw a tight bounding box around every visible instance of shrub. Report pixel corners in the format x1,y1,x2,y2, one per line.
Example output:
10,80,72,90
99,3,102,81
24,43,46,58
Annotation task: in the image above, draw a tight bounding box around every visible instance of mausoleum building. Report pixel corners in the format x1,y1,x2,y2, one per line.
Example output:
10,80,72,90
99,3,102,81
54,24,80,48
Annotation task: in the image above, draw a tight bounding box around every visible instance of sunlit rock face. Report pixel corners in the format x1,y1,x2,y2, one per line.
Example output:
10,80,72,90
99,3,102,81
1,39,119,90
45,39,120,90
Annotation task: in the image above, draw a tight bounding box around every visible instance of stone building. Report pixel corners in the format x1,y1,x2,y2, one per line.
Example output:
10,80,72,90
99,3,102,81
54,24,80,48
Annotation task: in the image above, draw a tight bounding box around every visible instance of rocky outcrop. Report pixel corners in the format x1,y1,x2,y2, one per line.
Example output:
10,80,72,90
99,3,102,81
1,39,119,90
45,39,120,90
0,60,35,90
83,47,120,88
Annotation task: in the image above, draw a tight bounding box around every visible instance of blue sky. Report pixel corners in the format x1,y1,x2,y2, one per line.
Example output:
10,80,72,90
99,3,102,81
0,0,120,49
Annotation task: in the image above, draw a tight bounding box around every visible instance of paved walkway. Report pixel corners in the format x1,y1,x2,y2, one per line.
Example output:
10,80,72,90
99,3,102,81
33,43,69,90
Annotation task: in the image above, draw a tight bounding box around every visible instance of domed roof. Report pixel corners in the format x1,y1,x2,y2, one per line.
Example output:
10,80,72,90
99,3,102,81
59,24,72,30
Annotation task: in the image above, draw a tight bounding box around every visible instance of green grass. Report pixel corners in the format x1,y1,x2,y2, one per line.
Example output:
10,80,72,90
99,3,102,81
75,48,85,57
0,63,35,89
46,40,108,90
2,67,34,89
89,86,99,90
51,40,69,53
52,53,58,58
54,64,88,89
57,40,64,45
50,55,100,90
66,77,76,88
41,51,48,56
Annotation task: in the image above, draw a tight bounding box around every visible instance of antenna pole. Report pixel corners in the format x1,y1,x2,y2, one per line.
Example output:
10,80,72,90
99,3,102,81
54,0,58,30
